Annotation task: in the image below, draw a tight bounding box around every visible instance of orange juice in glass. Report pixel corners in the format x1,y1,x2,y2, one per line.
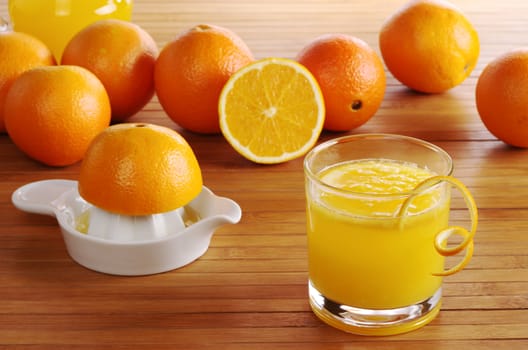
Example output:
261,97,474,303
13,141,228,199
8,0,133,61
304,134,478,336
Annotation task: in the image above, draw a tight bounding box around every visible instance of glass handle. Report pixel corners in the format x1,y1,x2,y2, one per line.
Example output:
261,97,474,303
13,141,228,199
398,175,478,277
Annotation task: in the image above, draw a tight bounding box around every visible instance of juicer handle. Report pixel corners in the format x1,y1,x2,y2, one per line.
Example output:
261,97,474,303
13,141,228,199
12,180,77,216
193,187,242,229
202,196,242,229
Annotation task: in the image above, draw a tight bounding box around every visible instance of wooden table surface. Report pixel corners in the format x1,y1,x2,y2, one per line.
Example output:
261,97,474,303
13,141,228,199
1,0,527,348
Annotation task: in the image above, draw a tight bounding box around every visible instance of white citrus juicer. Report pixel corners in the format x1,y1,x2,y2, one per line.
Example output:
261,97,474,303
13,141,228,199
12,179,242,275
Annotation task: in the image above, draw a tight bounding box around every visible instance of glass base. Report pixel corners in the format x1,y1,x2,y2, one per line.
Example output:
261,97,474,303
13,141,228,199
308,281,442,336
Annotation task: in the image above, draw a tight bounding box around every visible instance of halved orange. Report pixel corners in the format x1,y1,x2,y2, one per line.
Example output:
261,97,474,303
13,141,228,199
218,57,325,164
78,123,202,216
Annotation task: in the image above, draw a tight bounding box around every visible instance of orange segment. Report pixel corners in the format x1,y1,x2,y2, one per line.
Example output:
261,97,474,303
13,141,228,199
78,123,203,216
219,57,325,164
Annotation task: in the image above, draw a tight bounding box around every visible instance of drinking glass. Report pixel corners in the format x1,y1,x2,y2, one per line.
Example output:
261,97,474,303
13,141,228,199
304,133,478,335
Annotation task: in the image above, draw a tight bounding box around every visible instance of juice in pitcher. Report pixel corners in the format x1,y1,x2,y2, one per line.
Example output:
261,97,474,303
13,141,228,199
8,0,133,60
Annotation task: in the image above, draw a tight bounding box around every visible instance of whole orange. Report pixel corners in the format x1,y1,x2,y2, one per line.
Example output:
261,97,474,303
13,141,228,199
476,49,528,148
154,24,254,134
61,19,158,122
379,0,479,93
4,65,111,166
78,123,203,216
296,34,386,131
0,31,55,133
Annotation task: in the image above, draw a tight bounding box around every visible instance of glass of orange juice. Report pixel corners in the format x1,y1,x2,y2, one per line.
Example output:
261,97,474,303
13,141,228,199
8,0,133,61
304,134,478,336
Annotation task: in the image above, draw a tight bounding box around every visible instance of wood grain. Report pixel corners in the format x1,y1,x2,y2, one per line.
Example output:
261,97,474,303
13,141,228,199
0,0,527,348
